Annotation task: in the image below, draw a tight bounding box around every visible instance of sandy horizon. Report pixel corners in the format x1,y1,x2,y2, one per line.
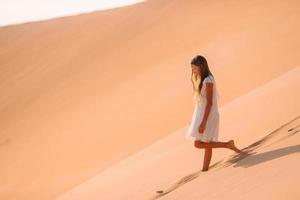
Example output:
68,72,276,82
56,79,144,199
0,0,146,27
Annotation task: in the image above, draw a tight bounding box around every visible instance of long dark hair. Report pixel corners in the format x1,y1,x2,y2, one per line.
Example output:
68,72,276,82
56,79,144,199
190,55,214,92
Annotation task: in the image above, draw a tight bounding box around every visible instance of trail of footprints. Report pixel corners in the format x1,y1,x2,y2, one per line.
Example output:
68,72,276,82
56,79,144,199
150,115,300,200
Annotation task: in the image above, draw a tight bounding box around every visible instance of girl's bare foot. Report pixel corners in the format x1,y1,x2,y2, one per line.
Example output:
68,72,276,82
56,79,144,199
227,140,242,153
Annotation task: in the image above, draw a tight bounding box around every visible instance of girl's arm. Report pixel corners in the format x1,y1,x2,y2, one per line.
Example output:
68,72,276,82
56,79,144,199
201,82,213,125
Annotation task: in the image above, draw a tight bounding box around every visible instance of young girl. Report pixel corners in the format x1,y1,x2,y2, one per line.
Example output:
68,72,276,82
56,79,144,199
186,55,242,171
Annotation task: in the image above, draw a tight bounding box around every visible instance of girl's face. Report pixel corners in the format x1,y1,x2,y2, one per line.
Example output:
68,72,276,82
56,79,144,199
191,64,201,76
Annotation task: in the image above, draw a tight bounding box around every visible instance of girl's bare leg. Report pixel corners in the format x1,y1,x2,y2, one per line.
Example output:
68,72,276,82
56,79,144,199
202,147,212,171
194,139,241,153
195,140,241,171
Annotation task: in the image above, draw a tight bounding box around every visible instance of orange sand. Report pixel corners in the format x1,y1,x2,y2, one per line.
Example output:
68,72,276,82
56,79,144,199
0,0,299,199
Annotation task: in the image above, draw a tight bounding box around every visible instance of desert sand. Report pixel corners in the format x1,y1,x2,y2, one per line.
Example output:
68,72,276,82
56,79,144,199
0,0,299,199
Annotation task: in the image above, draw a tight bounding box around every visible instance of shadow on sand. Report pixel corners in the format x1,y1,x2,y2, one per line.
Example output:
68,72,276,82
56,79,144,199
150,115,300,200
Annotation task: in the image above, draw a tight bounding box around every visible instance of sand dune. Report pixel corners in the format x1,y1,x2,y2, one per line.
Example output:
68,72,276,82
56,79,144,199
0,0,300,199
55,66,300,200
152,116,300,200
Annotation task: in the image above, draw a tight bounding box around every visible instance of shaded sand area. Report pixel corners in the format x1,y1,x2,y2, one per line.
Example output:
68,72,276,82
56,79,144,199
151,116,300,200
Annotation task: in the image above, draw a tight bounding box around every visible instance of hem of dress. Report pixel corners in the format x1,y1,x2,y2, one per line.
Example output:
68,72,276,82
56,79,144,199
185,135,218,143
194,138,219,142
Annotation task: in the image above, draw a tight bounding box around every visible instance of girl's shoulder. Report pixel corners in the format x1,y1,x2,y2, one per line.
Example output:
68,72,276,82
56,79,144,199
204,75,214,83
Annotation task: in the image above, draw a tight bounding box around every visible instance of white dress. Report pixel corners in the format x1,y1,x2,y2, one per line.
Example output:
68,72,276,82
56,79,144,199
185,74,220,142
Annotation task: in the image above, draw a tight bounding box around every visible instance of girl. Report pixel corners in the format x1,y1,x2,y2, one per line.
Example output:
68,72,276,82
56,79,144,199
186,55,242,171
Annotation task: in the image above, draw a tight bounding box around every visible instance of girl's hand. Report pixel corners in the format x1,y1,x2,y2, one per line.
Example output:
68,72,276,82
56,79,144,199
198,122,206,134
